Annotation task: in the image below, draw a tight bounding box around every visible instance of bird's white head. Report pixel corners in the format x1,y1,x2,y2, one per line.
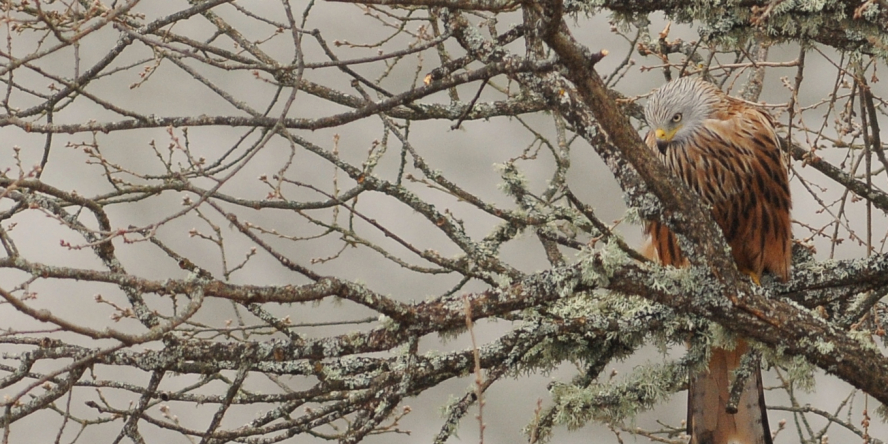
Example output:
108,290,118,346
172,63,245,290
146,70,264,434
644,76,720,154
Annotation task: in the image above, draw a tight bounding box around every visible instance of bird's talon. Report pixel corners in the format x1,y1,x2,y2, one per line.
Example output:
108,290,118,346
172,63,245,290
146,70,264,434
741,269,761,286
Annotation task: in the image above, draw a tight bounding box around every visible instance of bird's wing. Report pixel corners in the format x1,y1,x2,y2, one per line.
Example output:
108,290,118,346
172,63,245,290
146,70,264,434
697,106,792,280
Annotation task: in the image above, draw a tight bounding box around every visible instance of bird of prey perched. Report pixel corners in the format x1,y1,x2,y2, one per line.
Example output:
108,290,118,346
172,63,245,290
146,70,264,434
643,76,792,444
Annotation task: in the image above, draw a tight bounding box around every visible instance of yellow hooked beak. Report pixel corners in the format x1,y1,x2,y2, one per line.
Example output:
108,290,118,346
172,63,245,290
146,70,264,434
654,126,680,154
654,127,680,142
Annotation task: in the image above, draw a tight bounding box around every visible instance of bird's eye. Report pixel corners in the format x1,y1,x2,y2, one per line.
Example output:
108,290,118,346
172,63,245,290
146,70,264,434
672,113,683,123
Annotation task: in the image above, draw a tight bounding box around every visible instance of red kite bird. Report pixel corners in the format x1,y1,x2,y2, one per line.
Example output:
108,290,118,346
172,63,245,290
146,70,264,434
643,76,791,444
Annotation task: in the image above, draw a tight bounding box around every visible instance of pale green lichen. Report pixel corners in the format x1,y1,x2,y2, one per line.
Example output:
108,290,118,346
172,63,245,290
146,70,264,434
858,1,882,20
706,324,742,351
622,206,643,226
599,0,888,59
577,240,631,287
377,314,399,331
847,329,879,352
546,359,687,427
495,162,528,197
813,337,835,355
782,354,817,392
492,272,514,289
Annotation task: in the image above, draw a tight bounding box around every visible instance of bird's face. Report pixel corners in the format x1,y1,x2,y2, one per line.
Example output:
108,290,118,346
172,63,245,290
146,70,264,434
644,77,717,155
651,111,687,154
